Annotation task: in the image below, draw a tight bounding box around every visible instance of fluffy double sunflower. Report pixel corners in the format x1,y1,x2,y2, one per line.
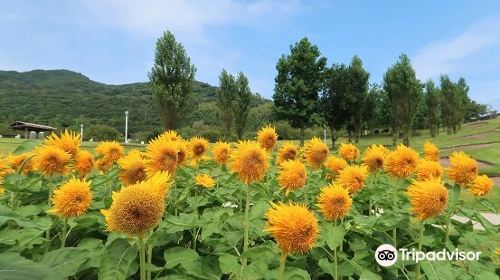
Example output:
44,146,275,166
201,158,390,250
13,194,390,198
276,142,298,165
317,183,352,220
257,125,278,151
277,160,307,195
407,178,447,220
230,141,269,184
303,137,329,169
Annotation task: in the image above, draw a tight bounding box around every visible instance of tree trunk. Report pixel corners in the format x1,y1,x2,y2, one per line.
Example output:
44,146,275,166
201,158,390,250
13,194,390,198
403,132,410,147
392,129,398,147
330,128,336,150
299,127,305,146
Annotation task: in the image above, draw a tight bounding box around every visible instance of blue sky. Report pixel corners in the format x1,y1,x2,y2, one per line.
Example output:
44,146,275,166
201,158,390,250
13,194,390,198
1,0,500,109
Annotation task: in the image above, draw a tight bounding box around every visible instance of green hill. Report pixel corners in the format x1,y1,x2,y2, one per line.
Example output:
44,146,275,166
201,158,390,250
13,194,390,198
0,70,270,140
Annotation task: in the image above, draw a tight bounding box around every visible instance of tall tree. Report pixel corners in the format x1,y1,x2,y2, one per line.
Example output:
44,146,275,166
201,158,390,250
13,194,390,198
217,69,236,139
440,75,458,134
233,72,252,140
149,31,196,130
456,77,470,130
346,55,370,142
321,64,351,148
273,37,327,145
424,80,441,137
383,54,422,146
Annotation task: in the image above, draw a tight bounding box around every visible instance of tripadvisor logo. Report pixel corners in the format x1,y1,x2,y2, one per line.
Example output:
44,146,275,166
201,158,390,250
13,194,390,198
374,244,481,267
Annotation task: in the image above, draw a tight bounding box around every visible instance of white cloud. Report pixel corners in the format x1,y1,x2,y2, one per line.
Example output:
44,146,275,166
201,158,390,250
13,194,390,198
413,16,500,81
81,0,300,42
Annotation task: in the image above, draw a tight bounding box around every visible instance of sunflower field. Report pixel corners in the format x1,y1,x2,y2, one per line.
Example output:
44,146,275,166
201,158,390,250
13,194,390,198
0,127,498,280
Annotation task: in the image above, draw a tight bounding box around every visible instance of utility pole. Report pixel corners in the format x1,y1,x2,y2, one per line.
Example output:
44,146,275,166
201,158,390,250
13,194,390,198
125,110,129,144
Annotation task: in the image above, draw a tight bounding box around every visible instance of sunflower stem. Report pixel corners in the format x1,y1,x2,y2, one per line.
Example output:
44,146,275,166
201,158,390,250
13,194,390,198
45,177,53,253
242,185,251,269
138,236,146,280
192,187,198,250
445,185,461,246
277,252,287,280
60,218,68,248
416,221,424,280
333,219,338,280
392,178,399,247
147,243,152,280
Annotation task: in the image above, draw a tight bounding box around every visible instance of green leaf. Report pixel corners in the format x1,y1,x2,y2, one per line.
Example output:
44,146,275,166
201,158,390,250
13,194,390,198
478,198,497,213
317,258,334,276
98,238,138,280
283,267,311,280
218,253,240,275
13,140,39,154
40,247,89,280
360,270,382,280
474,212,497,233
321,223,345,250
0,252,50,280
164,247,199,270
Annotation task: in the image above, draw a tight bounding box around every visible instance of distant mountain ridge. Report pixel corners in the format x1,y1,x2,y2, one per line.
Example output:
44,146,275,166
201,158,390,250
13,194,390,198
0,69,219,136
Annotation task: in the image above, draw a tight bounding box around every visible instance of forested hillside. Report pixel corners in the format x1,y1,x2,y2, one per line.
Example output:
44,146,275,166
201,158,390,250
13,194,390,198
0,70,271,141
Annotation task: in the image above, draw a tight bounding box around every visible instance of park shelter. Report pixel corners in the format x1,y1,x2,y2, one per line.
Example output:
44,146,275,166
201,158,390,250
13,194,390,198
9,121,56,139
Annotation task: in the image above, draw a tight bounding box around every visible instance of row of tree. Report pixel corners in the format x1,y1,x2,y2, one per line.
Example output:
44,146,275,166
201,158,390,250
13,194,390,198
273,37,488,147
148,32,489,146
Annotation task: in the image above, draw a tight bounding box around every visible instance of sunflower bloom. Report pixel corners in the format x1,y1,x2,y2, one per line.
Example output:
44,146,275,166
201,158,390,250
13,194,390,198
469,175,493,196
362,144,389,173
230,141,269,184
189,137,209,162
95,141,123,170
157,130,183,142
447,151,478,186
257,125,278,151
423,141,439,162
118,150,148,185
276,142,298,165
338,143,359,162
50,177,92,218
324,155,348,179
175,140,189,166
146,138,178,175
195,173,216,189
406,178,447,220
101,172,170,236
0,155,13,180
213,141,231,165
74,150,94,178
265,203,319,254
337,165,369,193
278,160,307,195
317,183,352,220
384,145,419,178
7,152,34,174
416,159,443,181
303,137,329,169
45,130,81,157
33,145,71,176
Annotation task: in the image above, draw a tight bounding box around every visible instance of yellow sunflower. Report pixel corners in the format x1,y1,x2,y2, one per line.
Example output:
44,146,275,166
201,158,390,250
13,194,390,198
45,130,81,157
7,152,34,175
175,140,189,166
230,141,269,184
212,141,232,165
447,151,478,186
257,125,278,151
469,175,493,196
0,155,13,179
195,173,216,189
303,137,329,169
276,142,298,165
423,141,439,162
50,177,92,218
101,172,169,236
406,178,448,220
95,141,124,169
118,150,148,185
338,143,359,162
146,138,178,175
416,159,443,181
74,150,94,178
277,160,307,195
265,203,319,254
189,137,209,162
362,144,389,173
384,144,419,178
317,183,352,220
157,130,183,142
33,145,71,176
337,165,369,193
324,155,348,179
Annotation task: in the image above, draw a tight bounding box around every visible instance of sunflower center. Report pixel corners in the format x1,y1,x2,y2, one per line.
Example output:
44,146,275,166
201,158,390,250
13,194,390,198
439,195,446,203
332,197,345,207
195,145,204,155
